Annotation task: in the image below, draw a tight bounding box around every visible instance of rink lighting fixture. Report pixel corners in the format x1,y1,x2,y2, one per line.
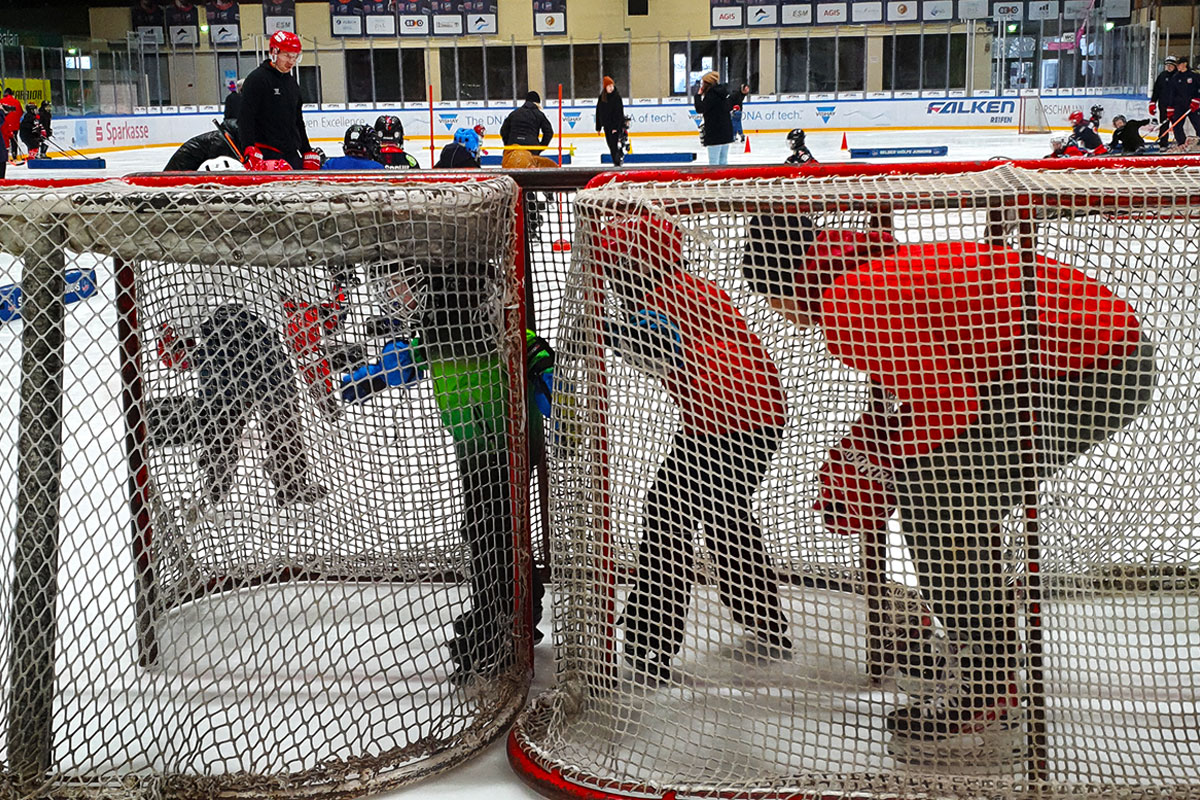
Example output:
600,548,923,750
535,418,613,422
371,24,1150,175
200,24,210,32
1006,22,1018,32
1104,21,1115,30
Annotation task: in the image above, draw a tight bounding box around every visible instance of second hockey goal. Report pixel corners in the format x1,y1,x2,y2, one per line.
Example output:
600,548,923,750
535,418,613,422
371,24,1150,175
510,162,1200,800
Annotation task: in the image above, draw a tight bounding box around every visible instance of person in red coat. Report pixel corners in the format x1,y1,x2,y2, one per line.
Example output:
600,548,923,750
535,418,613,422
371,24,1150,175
601,215,791,684
742,214,1156,761
1,90,21,170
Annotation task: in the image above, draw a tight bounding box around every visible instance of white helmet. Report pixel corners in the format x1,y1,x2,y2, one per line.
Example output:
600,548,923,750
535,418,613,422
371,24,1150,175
1050,136,1068,149
199,155,246,172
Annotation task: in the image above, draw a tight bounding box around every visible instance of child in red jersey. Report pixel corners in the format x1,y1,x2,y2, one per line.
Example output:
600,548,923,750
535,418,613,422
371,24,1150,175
601,214,791,684
743,214,1156,761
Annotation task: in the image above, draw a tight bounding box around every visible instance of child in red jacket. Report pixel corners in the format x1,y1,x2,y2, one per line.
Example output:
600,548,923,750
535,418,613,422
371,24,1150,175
743,214,1156,762
601,214,791,684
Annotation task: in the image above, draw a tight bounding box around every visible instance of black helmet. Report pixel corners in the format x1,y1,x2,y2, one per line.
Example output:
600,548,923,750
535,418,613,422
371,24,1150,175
787,128,806,149
343,123,381,159
374,114,404,145
1113,114,1127,127
1090,104,1104,117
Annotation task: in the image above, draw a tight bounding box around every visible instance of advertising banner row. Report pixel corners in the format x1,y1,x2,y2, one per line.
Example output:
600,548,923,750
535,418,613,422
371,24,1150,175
130,0,569,45
70,94,1144,157
710,0,1130,28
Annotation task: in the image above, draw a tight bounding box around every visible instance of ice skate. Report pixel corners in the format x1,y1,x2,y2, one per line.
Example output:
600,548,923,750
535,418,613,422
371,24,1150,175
719,633,793,665
449,607,514,686
887,682,1025,765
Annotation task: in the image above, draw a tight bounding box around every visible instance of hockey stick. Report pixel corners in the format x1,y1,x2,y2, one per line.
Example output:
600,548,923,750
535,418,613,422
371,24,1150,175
212,119,244,162
43,134,91,161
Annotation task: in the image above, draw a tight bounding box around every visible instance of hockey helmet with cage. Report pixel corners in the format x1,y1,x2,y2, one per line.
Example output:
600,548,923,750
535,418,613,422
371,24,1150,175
374,114,404,145
269,30,302,54
199,155,246,171
371,261,427,329
787,128,807,150
1090,104,1104,117
343,123,381,159
453,126,481,158
1050,135,1069,149
1068,110,1085,124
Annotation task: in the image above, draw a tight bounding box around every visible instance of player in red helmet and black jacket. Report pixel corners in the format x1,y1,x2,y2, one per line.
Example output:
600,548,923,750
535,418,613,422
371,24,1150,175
1068,110,1106,154
239,30,320,170
742,214,1155,764
600,214,791,685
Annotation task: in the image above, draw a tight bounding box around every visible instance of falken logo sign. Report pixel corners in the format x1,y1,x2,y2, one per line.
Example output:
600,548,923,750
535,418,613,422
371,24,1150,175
563,111,583,129
927,100,1016,115
816,106,836,124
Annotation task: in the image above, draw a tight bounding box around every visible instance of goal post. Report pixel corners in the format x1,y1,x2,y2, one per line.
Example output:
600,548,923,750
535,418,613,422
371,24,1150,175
510,162,1200,800
0,174,535,797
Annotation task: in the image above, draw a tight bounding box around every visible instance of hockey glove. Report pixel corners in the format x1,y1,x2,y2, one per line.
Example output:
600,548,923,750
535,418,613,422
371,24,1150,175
242,146,264,169
156,323,196,370
303,149,324,170
1191,99,1200,113
527,331,556,418
606,310,685,375
1149,102,1156,116
813,446,897,539
340,340,423,402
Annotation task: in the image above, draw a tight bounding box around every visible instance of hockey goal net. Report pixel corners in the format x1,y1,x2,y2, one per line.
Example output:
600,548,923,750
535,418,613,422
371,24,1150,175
510,162,1200,800
1019,94,1052,134
0,174,532,797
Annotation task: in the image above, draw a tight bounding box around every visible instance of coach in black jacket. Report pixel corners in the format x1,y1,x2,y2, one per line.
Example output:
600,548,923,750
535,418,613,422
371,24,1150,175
239,56,310,168
501,92,554,156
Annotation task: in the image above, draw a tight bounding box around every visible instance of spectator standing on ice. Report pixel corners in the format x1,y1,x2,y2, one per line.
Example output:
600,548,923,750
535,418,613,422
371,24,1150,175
239,30,320,170
693,71,747,166
595,76,626,167
1150,55,1177,148
223,79,243,125
500,91,553,166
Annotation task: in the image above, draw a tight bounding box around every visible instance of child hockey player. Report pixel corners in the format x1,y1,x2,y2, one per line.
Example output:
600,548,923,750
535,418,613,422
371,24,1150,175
1109,115,1151,155
599,214,791,684
341,261,554,682
434,127,482,168
784,128,817,165
322,124,385,171
741,212,1155,764
373,115,420,169
1068,111,1107,155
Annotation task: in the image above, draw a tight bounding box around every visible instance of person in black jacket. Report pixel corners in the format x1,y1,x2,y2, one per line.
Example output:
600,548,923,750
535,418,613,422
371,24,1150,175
1068,111,1106,154
500,91,554,161
693,71,748,166
1109,115,1149,155
239,30,317,169
595,76,626,167
18,103,44,159
222,79,243,125
434,127,482,169
1163,55,1198,147
1150,56,1177,147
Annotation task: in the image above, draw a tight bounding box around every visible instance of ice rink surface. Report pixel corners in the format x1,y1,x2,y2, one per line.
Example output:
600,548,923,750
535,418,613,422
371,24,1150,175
0,122,1185,800
7,125,1066,180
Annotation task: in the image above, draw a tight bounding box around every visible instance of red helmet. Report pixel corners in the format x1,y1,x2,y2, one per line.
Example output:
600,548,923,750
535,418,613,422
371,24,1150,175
268,30,302,54
1068,110,1084,124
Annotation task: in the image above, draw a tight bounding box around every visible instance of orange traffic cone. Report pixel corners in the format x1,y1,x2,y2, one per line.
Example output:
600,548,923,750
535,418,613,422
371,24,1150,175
841,132,849,151
744,135,751,154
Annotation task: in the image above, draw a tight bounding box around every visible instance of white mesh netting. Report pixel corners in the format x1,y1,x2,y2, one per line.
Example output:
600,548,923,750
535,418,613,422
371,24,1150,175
511,163,1200,800
0,175,532,798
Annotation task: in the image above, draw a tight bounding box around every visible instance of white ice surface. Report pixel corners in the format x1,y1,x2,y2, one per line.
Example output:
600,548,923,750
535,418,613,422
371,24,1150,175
6,126,1068,182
